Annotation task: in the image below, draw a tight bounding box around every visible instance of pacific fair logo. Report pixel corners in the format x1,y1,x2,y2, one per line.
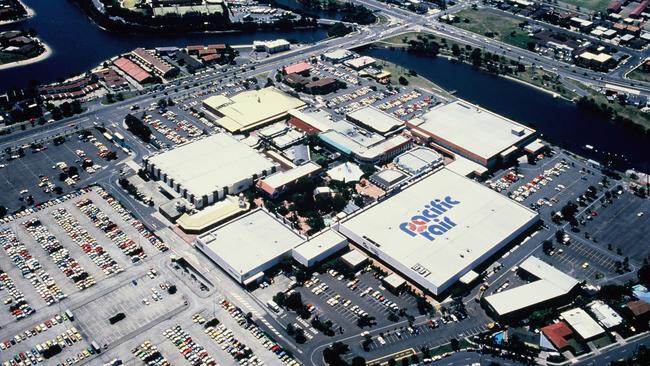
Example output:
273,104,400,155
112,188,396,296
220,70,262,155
399,196,460,241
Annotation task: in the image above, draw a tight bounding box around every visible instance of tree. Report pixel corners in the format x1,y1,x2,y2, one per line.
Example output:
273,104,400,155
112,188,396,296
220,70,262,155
451,43,461,57
351,356,366,366
450,338,460,352
0,206,6,218
286,323,295,335
543,240,554,254
294,328,306,344
638,265,650,287
398,76,409,86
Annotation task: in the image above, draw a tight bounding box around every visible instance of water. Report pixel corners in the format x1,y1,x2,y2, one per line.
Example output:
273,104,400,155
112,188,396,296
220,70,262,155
364,47,650,171
0,0,328,90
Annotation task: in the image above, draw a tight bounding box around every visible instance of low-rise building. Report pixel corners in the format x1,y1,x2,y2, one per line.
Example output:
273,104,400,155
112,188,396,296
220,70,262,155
254,39,290,54
256,161,322,198
560,308,605,341
292,229,348,267
131,48,179,78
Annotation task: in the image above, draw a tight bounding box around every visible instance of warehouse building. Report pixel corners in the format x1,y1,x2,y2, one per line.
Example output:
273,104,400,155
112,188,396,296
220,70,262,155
346,106,404,136
292,229,348,268
483,256,580,321
143,133,276,209
408,101,536,168
203,87,306,133
195,209,305,284
336,168,539,296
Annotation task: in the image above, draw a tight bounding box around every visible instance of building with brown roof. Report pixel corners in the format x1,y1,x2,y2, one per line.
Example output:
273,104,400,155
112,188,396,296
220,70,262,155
541,322,574,352
304,78,340,94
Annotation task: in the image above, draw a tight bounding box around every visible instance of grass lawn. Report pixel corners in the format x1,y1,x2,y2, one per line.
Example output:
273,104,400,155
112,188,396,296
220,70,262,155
627,67,650,83
587,90,650,131
514,67,579,100
559,0,611,12
454,9,534,50
592,334,614,349
568,338,589,355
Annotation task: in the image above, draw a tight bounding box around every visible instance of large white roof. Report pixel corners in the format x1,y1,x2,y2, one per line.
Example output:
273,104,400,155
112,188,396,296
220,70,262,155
197,209,304,275
561,308,605,340
339,168,538,290
347,106,403,135
411,101,535,160
292,229,347,262
148,133,276,198
484,256,580,316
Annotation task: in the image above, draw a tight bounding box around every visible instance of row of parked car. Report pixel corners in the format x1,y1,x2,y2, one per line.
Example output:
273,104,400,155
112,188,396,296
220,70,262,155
0,270,33,320
163,325,217,366
0,190,90,225
22,218,95,290
51,208,124,276
131,340,171,366
2,325,86,366
0,313,70,353
75,199,146,263
95,188,168,253
0,228,66,306
219,300,301,366
193,313,261,365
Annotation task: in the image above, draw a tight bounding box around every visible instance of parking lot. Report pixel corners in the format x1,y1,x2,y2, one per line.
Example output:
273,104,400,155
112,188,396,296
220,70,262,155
580,189,650,263
0,129,124,213
74,269,185,348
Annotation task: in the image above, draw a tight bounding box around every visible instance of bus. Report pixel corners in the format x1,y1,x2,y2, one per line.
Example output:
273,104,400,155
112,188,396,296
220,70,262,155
266,300,280,313
65,309,74,321
113,132,125,142
102,132,113,142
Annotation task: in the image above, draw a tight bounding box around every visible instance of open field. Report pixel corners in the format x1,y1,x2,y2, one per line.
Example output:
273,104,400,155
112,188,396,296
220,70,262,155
627,67,650,83
453,9,534,49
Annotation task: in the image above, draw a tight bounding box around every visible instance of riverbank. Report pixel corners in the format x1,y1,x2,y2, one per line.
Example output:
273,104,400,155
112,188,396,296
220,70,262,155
372,32,579,100
0,42,51,71
372,31,650,135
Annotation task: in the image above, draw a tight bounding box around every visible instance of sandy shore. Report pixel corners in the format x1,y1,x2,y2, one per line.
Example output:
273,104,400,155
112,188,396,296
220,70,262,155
0,0,36,26
0,42,52,71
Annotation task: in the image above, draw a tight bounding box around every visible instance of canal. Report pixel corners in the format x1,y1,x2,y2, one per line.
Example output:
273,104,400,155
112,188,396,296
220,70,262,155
1,1,647,171
363,46,650,171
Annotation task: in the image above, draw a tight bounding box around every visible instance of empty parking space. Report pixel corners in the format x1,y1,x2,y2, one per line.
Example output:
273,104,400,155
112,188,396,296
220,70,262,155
74,271,186,348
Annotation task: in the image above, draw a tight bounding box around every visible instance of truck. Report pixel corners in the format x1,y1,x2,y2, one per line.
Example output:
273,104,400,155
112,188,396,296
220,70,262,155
65,309,74,321
91,341,101,354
